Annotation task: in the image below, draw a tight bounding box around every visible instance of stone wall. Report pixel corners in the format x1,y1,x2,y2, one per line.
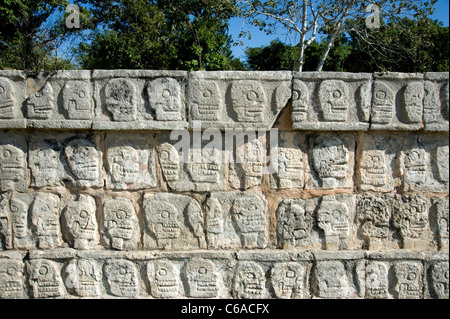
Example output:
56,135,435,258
0,70,448,299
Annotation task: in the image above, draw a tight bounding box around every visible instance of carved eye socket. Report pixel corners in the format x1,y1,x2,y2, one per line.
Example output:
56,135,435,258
158,268,167,276
162,89,171,98
198,267,207,275
7,267,16,276
0,86,5,95
247,90,258,101
332,90,342,99
445,270,449,280
160,210,170,219
41,204,50,212
79,210,88,219
376,91,386,100
115,210,127,220
202,90,212,98
292,90,301,101
78,90,86,98
39,265,49,276
119,266,127,276
284,150,294,160
160,150,169,161
286,269,295,278
2,149,12,159
246,272,256,280
407,272,417,280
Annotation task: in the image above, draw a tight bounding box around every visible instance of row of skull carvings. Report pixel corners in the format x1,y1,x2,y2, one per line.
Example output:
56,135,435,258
0,131,448,193
0,253,448,299
0,71,448,131
0,191,448,251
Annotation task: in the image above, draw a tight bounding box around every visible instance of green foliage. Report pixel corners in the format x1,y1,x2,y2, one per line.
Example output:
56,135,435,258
77,0,242,70
0,0,83,70
244,18,449,72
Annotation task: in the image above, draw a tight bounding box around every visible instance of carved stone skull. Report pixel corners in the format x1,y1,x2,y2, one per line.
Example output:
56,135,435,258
318,80,349,122
105,78,137,121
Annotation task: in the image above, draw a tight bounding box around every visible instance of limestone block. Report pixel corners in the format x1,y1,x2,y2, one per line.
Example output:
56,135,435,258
28,259,65,298
355,194,395,250
0,132,28,192
269,132,306,190
156,133,226,192
400,134,449,192
0,193,12,250
392,194,431,250
105,133,158,190
370,73,424,130
188,71,291,129
316,195,356,250
29,133,103,188
424,252,448,299
365,261,390,299
0,253,25,298
143,193,206,250
312,251,365,299
305,133,355,190
92,70,188,130
292,72,372,131
104,259,139,297
233,261,268,298
62,258,102,298
423,72,449,132
184,258,219,298
356,133,403,192
394,261,424,299
101,197,139,251
26,71,93,129
8,193,36,250
271,262,309,299
0,71,27,128
434,197,449,251
205,192,269,249
147,258,182,298
30,193,62,249
61,194,99,250
276,198,321,249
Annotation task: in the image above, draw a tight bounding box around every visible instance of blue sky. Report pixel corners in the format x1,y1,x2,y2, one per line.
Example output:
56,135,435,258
228,0,450,60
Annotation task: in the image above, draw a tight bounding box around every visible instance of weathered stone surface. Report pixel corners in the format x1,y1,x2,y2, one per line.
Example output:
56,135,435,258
0,132,28,192
370,73,424,131
205,192,269,249
92,70,188,130
0,71,27,128
292,72,372,131
306,133,355,190
423,72,449,132
188,71,291,129
143,193,205,250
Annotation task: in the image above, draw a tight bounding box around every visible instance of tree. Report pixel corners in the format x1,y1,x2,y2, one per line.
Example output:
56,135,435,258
246,39,299,70
77,0,242,70
236,0,437,72
0,0,87,70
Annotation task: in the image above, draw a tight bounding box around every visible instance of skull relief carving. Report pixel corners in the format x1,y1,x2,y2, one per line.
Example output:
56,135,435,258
317,195,349,249
30,193,61,249
360,150,387,187
190,81,222,121
145,199,181,249
0,259,24,298
103,198,138,250
64,259,101,298
148,77,183,121
403,83,424,124
63,81,92,120
231,81,266,123
318,80,349,122
104,259,138,297
394,262,422,299
292,80,309,122
157,143,181,182
271,262,305,299
0,77,15,119
365,262,389,299
185,259,218,298
0,144,26,192
27,82,55,119
105,78,137,121
234,261,265,299
231,195,266,248
372,82,395,124
147,260,180,298
277,199,313,247
29,259,64,298
65,139,101,186
107,146,139,185
431,261,449,299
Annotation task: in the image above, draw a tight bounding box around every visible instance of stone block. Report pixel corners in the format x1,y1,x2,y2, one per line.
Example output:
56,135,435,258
0,71,27,128
423,72,449,132
292,72,372,131
0,131,28,192
92,70,188,130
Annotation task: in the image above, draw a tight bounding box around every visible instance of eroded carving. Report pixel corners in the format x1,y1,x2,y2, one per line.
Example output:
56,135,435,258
314,261,352,298
360,150,387,187
30,193,61,249
403,83,424,124
318,80,349,122
27,82,55,119
404,147,427,185
62,195,98,249
317,195,349,250
366,261,389,299
29,144,62,187
435,145,449,183
104,259,138,297
157,143,181,182
187,148,221,184
230,81,266,123
274,146,303,189
277,199,313,248
356,196,391,249
205,197,225,248
10,194,34,249
0,144,27,192
0,259,23,298
105,78,137,121
148,77,183,121
392,195,428,243
103,198,138,250
63,81,92,120
311,136,350,188
64,258,101,298
394,262,422,299
107,146,139,185
29,259,64,298
436,197,449,248
65,138,102,187
185,259,218,298
191,81,221,121
231,195,266,248
145,200,181,249
423,81,438,124
431,261,449,299
292,80,309,122
271,262,306,299
372,82,395,124
234,261,265,299
147,260,180,298
0,77,15,119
